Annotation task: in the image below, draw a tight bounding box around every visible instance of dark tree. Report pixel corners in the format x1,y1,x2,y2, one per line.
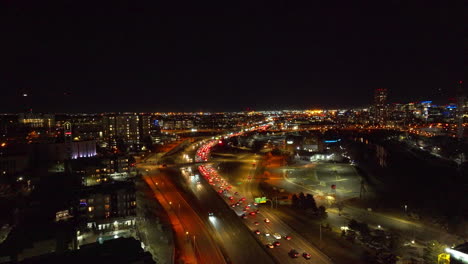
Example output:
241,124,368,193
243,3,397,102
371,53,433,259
291,194,299,208
305,193,318,211
348,219,360,231
298,192,306,209
317,205,328,220
359,222,370,236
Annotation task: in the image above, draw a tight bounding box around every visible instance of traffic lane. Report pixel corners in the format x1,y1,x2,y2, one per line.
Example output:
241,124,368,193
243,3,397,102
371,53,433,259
142,175,197,264
197,165,299,264
177,166,276,264
219,164,332,264
150,172,227,264
154,173,226,264
150,173,223,264
260,208,333,264
239,164,332,264
201,159,332,264
209,205,276,264
197,178,276,264
221,165,304,262
248,215,317,264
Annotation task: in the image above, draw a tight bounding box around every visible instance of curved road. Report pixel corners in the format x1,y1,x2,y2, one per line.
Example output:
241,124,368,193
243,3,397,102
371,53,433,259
205,153,333,264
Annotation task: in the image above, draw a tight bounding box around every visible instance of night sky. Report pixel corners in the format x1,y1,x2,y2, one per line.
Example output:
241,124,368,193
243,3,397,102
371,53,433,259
1,1,464,112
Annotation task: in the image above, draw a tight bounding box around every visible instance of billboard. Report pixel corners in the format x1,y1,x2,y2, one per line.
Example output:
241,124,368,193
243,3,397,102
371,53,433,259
255,197,267,204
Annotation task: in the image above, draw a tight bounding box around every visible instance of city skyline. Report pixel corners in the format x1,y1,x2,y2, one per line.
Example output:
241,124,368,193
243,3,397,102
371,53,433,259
1,2,467,264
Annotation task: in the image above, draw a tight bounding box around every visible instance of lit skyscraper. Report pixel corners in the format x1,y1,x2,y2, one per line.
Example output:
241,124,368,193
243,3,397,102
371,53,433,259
374,88,388,125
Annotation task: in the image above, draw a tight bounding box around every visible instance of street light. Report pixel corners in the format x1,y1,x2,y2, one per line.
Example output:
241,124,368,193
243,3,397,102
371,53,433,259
404,204,407,213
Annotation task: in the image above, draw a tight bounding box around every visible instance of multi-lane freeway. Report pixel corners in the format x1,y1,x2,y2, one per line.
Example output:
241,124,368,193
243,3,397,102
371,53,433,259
203,155,333,264
193,140,333,264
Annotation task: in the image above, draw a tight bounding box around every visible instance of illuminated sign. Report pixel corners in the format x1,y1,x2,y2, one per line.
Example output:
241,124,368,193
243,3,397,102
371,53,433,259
324,139,341,143
254,197,267,204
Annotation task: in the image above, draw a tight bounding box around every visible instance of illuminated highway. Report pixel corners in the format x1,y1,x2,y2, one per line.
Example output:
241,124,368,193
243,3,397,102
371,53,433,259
204,156,333,264
193,136,333,264
179,166,275,264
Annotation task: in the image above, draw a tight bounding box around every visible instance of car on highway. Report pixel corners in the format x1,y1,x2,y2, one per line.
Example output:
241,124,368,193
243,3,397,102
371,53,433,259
266,243,274,249
231,204,236,208
249,211,256,216
253,222,259,226
273,241,280,247
285,235,292,240
265,233,270,237
303,252,311,259
289,249,299,258
254,230,261,235
208,212,214,216
234,192,239,195
241,214,247,219
228,196,234,200
264,218,270,223
273,233,281,240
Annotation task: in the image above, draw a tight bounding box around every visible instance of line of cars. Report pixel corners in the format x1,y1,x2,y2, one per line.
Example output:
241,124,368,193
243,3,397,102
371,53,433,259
196,141,312,260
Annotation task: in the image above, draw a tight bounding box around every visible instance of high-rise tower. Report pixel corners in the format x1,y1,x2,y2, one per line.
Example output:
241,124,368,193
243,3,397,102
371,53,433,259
374,88,388,125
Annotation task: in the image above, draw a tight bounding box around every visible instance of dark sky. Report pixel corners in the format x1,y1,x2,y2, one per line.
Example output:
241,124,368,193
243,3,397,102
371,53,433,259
0,1,464,112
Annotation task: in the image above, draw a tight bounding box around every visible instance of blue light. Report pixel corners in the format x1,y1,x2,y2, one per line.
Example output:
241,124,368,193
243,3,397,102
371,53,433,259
153,120,160,126
421,101,432,104
324,139,341,143
446,105,457,109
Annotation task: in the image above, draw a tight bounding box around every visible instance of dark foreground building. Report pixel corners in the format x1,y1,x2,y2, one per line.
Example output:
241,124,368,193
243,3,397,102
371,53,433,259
17,237,154,264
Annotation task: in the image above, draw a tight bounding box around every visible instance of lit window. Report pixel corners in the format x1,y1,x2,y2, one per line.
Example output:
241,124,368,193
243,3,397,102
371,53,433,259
88,206,94,212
